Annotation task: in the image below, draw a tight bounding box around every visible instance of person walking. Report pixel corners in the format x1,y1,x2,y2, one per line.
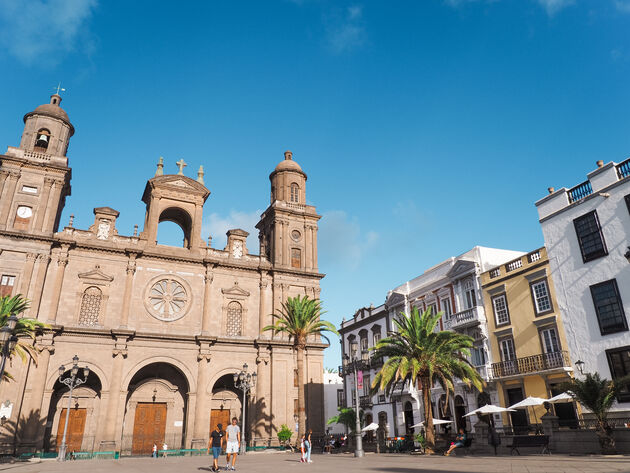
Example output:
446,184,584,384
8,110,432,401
152,443,157,458
162,442,168,458
225,417,240,471
305,429,313,463
299,433,306,463
209,423,224,472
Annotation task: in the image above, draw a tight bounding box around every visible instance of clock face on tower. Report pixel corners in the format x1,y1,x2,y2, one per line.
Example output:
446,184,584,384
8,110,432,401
232,240,243,259
16,206,33,219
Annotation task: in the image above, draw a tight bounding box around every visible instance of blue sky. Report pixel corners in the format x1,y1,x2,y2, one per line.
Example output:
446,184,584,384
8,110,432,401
1,0,630,368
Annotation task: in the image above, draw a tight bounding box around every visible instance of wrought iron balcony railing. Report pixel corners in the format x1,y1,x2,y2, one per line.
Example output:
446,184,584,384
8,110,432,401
359,395,373,408
490,350,570,378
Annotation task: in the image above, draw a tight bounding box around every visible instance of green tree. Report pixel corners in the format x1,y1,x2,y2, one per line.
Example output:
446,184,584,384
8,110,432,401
560,372,630,454
326,406,364,433
0,295,49,382
371,307,483,454
277,424,293,448
263,295,338,436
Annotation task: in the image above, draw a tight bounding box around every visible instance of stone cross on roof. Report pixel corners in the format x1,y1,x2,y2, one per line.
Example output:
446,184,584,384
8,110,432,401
176,159,187,175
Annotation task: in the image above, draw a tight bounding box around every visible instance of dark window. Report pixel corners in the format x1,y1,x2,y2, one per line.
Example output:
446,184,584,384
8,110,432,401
591,279,628,335
625,194,630,215
573,211,607,262
337,389,345,407
606,346,630,402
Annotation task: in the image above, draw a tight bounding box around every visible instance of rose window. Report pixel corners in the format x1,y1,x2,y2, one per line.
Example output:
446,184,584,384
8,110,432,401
146,277,190,321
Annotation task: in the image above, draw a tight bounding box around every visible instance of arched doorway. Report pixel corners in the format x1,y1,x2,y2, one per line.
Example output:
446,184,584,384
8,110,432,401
364,413,374,442
454,395,466,432
403,401,414,435
210,374,242,441
44,371,102,453
122,363,190,455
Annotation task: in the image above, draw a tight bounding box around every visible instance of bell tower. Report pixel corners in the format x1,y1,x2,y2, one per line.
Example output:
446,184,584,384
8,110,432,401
256,151,320,272
0,93,73,234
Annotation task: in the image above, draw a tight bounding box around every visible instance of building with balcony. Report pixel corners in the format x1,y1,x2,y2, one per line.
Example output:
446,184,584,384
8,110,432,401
535,158,630,415
481,247,577,432
323,371,345,435
338,246,523,437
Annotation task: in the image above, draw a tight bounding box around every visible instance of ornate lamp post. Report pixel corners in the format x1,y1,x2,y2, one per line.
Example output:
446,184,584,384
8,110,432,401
344,339,364,458
0,315,19,383
233,363,256,455
57,355,90,461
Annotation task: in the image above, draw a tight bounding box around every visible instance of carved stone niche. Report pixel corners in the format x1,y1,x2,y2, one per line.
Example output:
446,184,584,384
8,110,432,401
89,207,120,241
225,229,249,260
74,265,114,327
221,282,250,337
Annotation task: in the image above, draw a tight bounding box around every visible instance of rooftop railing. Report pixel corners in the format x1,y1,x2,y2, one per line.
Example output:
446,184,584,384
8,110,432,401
617,158,630,179
568,180,593,203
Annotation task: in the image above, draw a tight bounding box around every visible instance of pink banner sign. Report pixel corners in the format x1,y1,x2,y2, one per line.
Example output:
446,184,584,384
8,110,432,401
357,370,363,390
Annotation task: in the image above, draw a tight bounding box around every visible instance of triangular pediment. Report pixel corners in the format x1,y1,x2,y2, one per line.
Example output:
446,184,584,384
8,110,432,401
221,282,251,297
142,174,211,204
385,291,405,308
78,265,114,283
446,259,476,279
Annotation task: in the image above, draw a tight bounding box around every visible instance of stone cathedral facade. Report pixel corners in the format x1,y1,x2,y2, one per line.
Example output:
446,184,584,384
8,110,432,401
0,94,325,454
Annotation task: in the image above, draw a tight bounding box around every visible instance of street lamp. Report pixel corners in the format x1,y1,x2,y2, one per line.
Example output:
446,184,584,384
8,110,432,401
624,247,630,263
57,355,90,461
0,315,19,383
575,360,585,376
233,363,257,455
344,340,364,458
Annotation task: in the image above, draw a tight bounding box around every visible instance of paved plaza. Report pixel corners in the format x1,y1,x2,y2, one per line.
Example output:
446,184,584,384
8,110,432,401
2,452,629,473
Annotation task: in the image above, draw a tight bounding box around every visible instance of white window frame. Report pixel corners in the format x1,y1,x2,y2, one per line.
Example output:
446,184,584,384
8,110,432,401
500,337,516,361
540,327,560,354
531,279,552,314
441,297,452,317
492,294,510,326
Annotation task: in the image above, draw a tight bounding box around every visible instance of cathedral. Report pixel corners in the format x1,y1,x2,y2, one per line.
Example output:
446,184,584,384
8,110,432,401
0,93,326,454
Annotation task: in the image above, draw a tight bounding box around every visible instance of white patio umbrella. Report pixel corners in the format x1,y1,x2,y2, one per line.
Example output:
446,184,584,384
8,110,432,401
411,419,454,428
548,392,574,403
463,404,516,417
509,396,548,429
361,422,379,432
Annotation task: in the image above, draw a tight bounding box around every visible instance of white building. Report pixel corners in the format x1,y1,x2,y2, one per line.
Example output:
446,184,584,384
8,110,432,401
536,158,630,414
339,246,524,437
323,371,346,435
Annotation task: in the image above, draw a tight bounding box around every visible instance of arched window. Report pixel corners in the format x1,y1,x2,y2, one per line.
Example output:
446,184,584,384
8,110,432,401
291,248,301,268
157,207,193,248
290,183,299,203
34,129,50,151
226,301,242,336
79,286,102,326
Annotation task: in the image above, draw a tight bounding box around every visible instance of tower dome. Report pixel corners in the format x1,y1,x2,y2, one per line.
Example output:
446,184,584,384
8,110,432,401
269,151,307,204
19,94,74,156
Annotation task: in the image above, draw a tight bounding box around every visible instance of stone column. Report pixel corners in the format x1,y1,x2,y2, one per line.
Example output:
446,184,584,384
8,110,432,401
281,221,288,266
0,170,9,199
201,265,214,334
258,277,268,337
541,412,559,452
0,171,20,229
192,352,211,444
34,178,54,232
255,348,271,444
273,220,281,265
101,345,126,449
48,249,69,323
118,254,137,328
305,225,313,270
43,180,63,233
20,339,54,447
311,226,318,271
28,255,51,319
19,253,38,297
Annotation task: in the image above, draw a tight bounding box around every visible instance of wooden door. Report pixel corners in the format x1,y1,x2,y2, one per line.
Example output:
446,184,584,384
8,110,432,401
210,409,230,436
132,403,167,455
56,408,87,453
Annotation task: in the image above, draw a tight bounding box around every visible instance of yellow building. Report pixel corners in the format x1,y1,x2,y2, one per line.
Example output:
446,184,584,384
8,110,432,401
481,247,577,432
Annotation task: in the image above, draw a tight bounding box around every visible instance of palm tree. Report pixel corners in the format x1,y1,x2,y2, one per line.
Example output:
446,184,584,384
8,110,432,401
371,307,483,453
326,406,364,433
560,372,630,454
0,295,49,382
263,295,338,436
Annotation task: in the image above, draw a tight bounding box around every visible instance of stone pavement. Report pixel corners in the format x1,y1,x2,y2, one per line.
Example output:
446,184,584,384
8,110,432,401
2,452,630,473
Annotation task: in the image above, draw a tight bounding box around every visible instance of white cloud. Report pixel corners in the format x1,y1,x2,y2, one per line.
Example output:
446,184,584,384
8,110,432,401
203,209,262,252
0,0,97,65
536,0,574,16
318,210,378,270
615,0,630,13
325,5,367,54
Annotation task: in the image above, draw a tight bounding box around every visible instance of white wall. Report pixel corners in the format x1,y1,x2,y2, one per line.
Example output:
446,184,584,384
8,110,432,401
538,163,630,411
323,372,345,435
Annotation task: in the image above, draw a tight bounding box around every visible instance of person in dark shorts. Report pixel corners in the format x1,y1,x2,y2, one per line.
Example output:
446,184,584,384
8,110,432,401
209,423,224,472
